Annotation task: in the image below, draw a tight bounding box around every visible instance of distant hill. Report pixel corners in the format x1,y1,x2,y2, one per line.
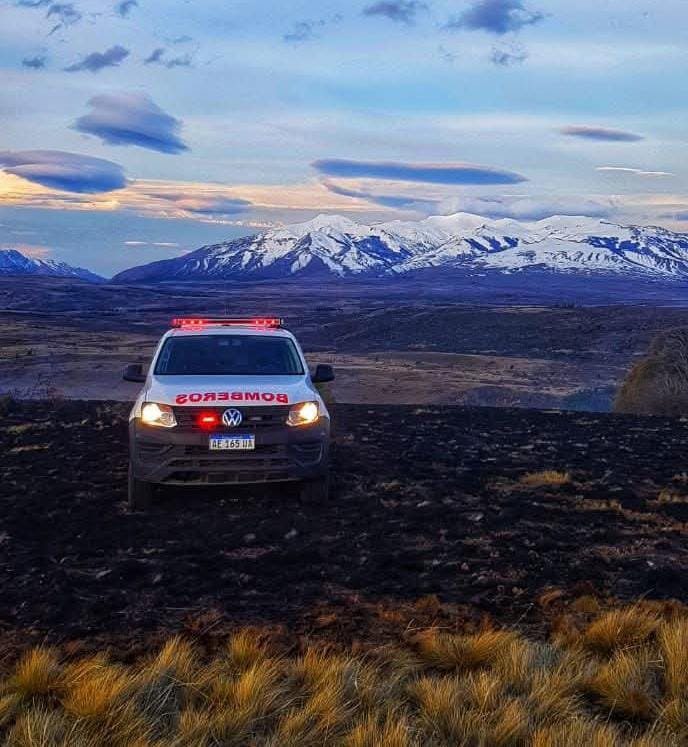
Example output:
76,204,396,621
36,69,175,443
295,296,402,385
0,249,103,282
111,212,688,284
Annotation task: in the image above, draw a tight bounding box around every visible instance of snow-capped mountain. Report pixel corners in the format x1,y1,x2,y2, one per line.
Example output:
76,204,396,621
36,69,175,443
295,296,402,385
0,249,103,282
111,213,688,283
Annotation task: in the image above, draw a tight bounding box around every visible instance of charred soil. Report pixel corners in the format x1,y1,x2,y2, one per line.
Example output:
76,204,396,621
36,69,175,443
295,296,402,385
2,400,688,655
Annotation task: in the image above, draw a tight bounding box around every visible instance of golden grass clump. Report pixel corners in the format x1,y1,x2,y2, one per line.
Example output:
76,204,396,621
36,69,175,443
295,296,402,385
651,489,688,506
10,648,62,701
581,606,660,655
6,606,688,745
587,648,661,720
343,710,412,747
415,628,519,671
531,718,624,747
520,470,572,488
60,655,129,720
658,617,688,698
4,707,73,747
226,628,270,672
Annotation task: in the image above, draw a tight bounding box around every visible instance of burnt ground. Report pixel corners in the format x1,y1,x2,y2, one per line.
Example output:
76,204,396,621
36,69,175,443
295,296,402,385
2,400,688,656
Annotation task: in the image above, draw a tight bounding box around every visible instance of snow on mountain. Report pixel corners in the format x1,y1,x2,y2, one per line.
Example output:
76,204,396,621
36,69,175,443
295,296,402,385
0,249,103,282
111,213,688,283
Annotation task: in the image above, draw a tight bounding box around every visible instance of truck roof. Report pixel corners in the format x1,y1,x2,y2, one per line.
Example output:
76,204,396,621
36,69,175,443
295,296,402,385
167,325,294,339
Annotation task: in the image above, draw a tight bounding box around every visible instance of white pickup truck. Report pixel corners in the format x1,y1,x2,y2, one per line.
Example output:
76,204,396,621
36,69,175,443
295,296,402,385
123,317,334,509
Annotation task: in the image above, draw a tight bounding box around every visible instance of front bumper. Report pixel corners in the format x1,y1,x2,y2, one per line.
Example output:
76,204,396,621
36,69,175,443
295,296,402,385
130,407,329,486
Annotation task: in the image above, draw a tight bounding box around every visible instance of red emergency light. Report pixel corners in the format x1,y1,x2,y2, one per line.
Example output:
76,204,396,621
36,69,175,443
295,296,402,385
171,317,283,329
196,411,220,429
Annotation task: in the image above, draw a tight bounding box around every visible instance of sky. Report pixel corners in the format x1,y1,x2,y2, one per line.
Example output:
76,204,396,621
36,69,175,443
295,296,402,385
1,0,687,276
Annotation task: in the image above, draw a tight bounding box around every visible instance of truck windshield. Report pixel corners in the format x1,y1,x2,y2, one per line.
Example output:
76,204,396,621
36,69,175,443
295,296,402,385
154,335,304,376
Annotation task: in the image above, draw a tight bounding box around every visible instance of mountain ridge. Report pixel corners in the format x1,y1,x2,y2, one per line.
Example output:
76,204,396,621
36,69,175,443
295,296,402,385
0,249,103,282
111,212,688,284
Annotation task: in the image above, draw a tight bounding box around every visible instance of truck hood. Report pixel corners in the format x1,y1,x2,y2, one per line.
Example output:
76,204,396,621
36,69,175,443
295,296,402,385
145,375,316,407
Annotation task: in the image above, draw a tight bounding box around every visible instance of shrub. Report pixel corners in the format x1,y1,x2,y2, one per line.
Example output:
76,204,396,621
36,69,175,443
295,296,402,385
615,329,688,417
520,471,571,488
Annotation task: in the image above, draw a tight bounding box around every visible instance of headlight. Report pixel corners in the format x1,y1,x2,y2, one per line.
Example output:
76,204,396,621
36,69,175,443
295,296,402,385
140,402,177,428
287,401,319,427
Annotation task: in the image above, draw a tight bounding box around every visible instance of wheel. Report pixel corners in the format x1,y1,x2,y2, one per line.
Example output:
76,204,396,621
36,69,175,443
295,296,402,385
299,475,330,504
128,461,153,510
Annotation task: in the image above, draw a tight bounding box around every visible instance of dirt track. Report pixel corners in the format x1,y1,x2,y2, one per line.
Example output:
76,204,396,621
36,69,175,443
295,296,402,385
2,401,688,651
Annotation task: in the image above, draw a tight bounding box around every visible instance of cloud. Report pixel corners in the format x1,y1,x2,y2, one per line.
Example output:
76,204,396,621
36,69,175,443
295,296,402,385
115,0,137,17
0,150,126,193
438,195,615,221
164,54,192,68
124,240,179,247
144,47,164,64
596,166,673,177
560,125,644,142
283,21,318,43
312,158,527,185
283,14,343,43
22,55,47,69
46,2,82,33
362,1,428,24
138,188,252,215
490,43,527,65
446,0,544,35
143,47,193,68
165,197,252,215
73,93,189,154
322,180,437,210
64,45,129,72
16,0,52,6
438,45,457,63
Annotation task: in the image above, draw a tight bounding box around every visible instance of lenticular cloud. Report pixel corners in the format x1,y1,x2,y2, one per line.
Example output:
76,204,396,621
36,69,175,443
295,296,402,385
74,93,189,155
0,150,126,193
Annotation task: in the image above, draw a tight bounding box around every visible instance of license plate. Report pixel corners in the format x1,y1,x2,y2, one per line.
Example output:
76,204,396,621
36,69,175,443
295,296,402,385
209,434,255,451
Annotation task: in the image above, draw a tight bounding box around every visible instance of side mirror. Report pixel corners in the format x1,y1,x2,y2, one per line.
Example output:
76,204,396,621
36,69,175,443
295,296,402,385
123,363,146,383
312,364,335,384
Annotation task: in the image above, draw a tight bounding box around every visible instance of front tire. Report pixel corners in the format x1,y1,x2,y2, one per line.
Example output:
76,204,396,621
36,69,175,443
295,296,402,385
299,475,329,504
128,462,153,510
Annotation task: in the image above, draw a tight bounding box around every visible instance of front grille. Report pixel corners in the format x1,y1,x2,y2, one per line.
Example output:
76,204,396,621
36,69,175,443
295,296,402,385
167,470,293,485
162,443,293,484
173,405,290,431
180,444,284,457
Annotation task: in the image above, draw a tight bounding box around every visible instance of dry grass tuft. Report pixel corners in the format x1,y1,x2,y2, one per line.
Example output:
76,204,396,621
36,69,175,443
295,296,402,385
226,628,270,672
582,606,660,655
659,618,688,698
652,489,688,506
343,710,412,747
415,628,519,671
587,648,661,720
532,718,623,747
4,607,688,744
60,655,129,720
10,648,62,701
520,470,572,488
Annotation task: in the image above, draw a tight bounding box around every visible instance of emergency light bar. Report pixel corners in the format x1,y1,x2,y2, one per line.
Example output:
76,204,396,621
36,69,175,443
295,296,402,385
171,317,284,329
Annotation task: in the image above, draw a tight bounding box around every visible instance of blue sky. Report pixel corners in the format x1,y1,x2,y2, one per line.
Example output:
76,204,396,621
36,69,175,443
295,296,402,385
1,0,687,275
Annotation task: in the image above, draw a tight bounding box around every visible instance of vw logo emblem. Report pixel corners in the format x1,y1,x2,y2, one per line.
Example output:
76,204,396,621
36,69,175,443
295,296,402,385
222,408,243,427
